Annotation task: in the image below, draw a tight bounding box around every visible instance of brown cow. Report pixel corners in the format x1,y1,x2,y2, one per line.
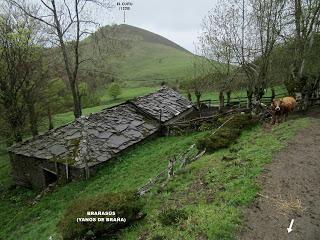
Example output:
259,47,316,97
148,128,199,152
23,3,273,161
271,97,297,124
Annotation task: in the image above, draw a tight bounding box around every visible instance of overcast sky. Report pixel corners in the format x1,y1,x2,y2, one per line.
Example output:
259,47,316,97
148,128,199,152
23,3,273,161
102,0,218,53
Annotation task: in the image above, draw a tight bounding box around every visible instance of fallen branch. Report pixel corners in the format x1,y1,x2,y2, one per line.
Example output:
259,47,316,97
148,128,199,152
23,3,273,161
138,144,202,196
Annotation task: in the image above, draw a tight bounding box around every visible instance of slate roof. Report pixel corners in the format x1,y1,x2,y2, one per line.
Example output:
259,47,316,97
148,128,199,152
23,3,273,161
131,87,193,122
9,87,194,168
10,104,159,168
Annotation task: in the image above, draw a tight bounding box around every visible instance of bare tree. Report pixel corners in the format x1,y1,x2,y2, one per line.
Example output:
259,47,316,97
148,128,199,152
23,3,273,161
250,0,286,101
199,0,258,108
200,0,287,108
290,0,320,109
199,5,236,108
9,0,113,118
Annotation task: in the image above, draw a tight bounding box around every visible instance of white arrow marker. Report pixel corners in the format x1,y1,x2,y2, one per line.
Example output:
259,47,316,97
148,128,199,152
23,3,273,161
287,219,294,233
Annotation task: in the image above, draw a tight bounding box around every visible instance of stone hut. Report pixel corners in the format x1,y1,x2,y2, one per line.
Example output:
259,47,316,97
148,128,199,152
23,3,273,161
9,87,194,189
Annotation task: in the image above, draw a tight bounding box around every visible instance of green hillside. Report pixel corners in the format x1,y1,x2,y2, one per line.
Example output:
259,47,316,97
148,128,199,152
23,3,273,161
115,41,195,86
81,24,196,87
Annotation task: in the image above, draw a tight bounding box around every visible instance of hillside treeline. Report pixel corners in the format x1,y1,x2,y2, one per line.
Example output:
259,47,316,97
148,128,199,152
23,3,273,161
0,0,127,144
1,0,320,145
185,0,320,109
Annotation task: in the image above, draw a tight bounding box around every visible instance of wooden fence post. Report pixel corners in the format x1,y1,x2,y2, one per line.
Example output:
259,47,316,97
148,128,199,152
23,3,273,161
167,157,175,179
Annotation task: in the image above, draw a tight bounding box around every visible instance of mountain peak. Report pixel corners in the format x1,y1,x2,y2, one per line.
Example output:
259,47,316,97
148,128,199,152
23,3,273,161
101,24,191,54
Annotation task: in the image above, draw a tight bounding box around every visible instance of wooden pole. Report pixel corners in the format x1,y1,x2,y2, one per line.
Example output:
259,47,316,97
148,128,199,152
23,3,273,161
65,162,69,180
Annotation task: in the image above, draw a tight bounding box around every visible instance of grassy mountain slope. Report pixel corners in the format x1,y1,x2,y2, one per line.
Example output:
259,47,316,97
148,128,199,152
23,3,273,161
116,41,195,86
82,24,196,87
112,24,191,54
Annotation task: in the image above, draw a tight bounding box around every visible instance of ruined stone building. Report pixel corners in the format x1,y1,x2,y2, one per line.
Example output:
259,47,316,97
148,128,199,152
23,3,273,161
9,87,194,189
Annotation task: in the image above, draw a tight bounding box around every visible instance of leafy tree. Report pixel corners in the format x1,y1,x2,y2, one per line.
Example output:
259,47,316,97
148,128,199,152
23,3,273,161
0,5,44,142
43,78,73,130
287,0,320,109
270,34,320,99
199,0,286,108
108,83,122,100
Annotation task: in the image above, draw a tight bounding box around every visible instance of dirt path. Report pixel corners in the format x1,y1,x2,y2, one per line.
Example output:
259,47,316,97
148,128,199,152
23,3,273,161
238,113,320,240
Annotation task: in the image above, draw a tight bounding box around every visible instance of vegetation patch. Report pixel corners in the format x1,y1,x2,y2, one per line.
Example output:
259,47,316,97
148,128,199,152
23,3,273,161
158,208,188,226
196,114,259,152
118,117,309,239
58,191,144,239
0,117,310,239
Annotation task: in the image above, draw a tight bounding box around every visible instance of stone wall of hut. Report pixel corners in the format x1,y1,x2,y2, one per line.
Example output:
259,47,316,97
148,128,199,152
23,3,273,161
9,153,85,189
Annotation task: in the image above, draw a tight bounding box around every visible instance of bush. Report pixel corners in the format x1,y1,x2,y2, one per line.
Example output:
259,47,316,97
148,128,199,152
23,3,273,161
218,114,258,130
152,235,168,240
58,191,144,240
108,83,122,100
196,128,238,152
158,208,188,226
196,114,259,153
199,122,214,131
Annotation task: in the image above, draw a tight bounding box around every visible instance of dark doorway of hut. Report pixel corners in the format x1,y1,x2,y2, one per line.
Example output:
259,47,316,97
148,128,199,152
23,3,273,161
43,168,57,186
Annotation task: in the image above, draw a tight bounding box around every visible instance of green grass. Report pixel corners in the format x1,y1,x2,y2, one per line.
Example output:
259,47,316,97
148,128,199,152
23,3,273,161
0,116,310,240
38,86,158,129
0,132,206,240
115,42,195,87
0,153,11,189
118,117,310,239
46,84,288,130
80,24,198,88
99,86,158,104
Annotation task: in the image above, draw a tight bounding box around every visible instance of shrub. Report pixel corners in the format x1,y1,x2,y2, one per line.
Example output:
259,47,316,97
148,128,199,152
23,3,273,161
196,128,238,152
152,235,168,240
58,191,144,240
199,122,214,131
108,83,122,100
219,114,259,130
196,114,259,152
158,208,188,226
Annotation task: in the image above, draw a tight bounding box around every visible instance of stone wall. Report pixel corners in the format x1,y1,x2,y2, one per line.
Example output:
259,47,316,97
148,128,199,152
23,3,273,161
10,153,84,189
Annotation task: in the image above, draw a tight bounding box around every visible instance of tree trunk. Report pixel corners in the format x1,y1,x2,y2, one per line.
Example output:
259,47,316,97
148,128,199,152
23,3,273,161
271,87,276,102
247,90,253,109
11,117,23,142
303,93,309,112
70,81,82,118
27,102,38,138
302,84,311,112
219,91,225,110
7,104,24,143
195,91,201,108
187,91,192,101
254,87,265,102
226,90,231,105
51,0,82,119
47,106,54,130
